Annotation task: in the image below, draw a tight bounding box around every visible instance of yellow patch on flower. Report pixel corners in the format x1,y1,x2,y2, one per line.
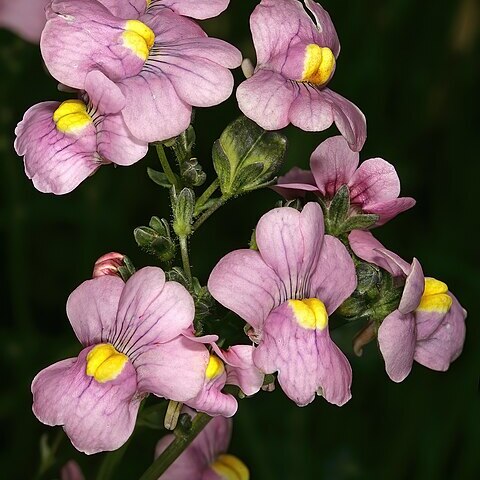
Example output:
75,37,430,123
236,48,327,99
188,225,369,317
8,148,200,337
86,344,128,383
290,298,328,330
146,0,151,6
417,277,453,313
211,454,250,480
205,355,225,379
123,20,155,61
301,44,336,85
53,100,92,133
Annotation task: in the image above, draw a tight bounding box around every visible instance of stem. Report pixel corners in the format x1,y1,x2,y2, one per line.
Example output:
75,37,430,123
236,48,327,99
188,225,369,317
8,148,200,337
156,144,179,190
193,197,228,231
179,236,192,283
34,430,64,480
195,179,219,212
97,440,130,480
139,413,212,480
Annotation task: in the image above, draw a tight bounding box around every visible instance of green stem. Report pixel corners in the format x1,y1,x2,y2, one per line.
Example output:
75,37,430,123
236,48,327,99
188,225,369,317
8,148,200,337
156,144,179,190
139,413,212,480
195,179,219,212
97,440,131,480
35,430,64,480
179,235,192,283
193,197,228,231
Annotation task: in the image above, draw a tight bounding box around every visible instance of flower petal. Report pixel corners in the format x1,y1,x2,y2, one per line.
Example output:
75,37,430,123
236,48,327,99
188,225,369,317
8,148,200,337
256,202,325,302
0,0,48,43
32,348,140,455
309,235,357,313
321,88,367,152
14,102,100,195
414,294,467,371
304,0,340,56
160,0,230,20
237,69,296,130
208,249,282,331
135,336,209,402
310,136,359,197
398,258,424,314
41,0,144,89
348,158,401,207
378,310,416,382
118,71,192,142
348,230,409,277
97,0,146,18
364,197,416,226
61,461,85,480
253,302,352,406
250,0,322,65
114,267,195,350
84,70,125,115
67,275,125,346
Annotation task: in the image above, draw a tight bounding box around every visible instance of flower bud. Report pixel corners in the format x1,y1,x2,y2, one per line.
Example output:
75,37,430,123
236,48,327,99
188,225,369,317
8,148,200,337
213,116,287,198
134,217,175,263
92,252,125,278
172,188,195,237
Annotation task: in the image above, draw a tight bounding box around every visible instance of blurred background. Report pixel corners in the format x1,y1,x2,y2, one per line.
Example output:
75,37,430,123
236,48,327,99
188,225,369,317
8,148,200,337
0,0,479,478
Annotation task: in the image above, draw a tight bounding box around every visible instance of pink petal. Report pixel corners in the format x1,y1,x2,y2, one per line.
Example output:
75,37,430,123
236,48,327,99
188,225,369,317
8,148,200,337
309,235,357,313
66,275,125,346
135,336,209,402
253,302,352,406
378,310,416,382
237,69,296,130
0,0,48,43
115,268,195,350
84,70,125,115
208,249,282,331
32,348,140,455
96,0,146,18
14,102,100,195
310,136,359,197
348,158,401,207
398,258,424,314
119,71,192,143
364,197,416,226
256,203,325,301
160,0,230,20
61,461,85,480
304,0,340,56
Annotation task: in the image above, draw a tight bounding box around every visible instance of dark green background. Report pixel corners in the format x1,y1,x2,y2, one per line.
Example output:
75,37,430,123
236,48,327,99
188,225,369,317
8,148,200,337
1,0,478,478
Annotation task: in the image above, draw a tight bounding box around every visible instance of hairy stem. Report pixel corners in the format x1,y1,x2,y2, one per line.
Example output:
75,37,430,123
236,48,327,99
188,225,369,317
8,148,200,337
156,144,179,190
195,179,219,213
139,413,212,480
179,235,193,283
193,197,228,231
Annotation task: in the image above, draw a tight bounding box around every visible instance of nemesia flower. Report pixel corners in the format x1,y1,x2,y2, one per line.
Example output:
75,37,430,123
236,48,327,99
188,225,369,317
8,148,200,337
208,203,357,407
349,230,467,382
237,0,366,152
61,461,84,480
185,343,264,417
98,0,230,20
32,267,211,454
274,136,416,226
41,0,242,142
0,0,48,43
15,71,148,194
93,252,126,278
156,408,250,480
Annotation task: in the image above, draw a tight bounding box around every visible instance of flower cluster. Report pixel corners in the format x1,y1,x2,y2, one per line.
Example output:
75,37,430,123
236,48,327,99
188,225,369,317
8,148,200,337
13,1,467,478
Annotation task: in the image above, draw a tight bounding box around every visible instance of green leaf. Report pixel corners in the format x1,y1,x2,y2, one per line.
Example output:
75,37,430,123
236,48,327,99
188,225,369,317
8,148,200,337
147,168,172,188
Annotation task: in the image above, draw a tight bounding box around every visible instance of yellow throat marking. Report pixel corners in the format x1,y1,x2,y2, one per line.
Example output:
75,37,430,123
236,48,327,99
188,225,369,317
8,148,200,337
301,44,336,85
417,277,452,313
86,344,128,383
205,355,225,379
53,100,92,133
123,20,155,61
289,298,328,330
211,454,250,480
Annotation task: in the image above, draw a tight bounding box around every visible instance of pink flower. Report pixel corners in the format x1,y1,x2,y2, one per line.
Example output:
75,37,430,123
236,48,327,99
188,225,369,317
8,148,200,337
0,0,48,43
32,267,210,454
274,136,416,227
237,0,366,151
156,408,249,480
40,0,242,142
93,252,126,278
15,71,148,195
61,461,84,480
209,203,357,407
349,230,467,382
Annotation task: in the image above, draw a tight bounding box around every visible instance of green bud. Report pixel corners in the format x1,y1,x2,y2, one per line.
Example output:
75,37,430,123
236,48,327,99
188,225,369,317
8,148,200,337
326,185,350,233
213,116,287,197
341,213,379,233
134,217,175,262
147,168,172,189
117,256,136,282
172,188,195,237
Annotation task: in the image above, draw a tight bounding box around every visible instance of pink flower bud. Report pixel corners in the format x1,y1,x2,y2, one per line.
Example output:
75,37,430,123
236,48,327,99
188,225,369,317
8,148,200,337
92,252,125,278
